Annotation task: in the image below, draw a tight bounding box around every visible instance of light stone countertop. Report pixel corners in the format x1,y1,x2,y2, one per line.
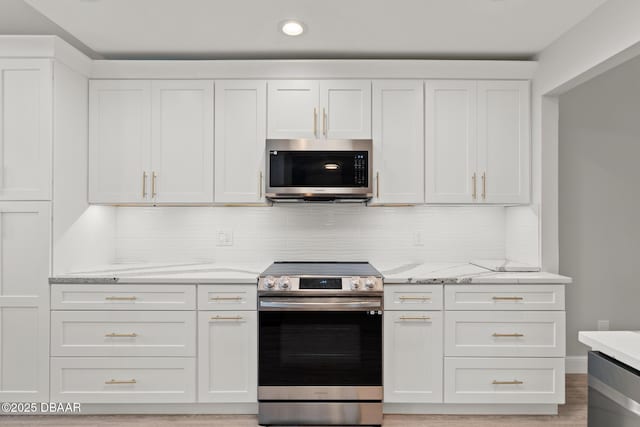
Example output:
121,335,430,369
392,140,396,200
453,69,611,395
49,262,269,284
579,331,640,372
49,261,571,285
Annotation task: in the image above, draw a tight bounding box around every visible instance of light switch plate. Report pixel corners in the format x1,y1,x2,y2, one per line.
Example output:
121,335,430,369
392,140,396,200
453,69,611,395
597,320,610,331
216,229,233,246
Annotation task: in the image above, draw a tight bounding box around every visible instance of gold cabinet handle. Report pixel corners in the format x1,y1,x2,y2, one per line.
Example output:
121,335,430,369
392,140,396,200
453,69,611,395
142,172,148,198
152,171,157,198
105,332,138,338
210,315,243,321
105,379,137,385
323,108,327,136
209,296,243,301
399,316,431,321
472,172,477,200
376,172,380,198
492,333,524,337
492,296,524,301
259,171,263,198
313,108,317,136
482,172,486,200
399,296,431,301
492,380,523,385
105,296,137,301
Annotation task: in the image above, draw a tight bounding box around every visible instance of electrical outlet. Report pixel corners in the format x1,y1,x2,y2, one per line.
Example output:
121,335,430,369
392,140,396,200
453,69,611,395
597,320,610,331
413,232,424,246
216,229,233,246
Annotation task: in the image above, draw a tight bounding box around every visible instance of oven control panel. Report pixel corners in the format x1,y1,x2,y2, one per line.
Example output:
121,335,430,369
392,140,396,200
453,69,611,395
258,276,383,292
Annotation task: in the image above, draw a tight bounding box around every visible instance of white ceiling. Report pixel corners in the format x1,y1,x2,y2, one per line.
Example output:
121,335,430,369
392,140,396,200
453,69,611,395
18,0,608,59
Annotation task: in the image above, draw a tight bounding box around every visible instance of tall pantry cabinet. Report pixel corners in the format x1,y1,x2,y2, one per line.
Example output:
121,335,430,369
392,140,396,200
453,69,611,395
0,59,52,401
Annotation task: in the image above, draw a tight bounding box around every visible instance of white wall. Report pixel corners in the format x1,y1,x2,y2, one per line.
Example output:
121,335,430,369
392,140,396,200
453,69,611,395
113,205,506,266
52,60,115,274
559,54,640,356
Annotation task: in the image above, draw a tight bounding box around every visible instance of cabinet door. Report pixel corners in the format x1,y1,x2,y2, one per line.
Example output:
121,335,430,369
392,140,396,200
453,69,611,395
477,80,530,204
267,81,319,139
198,311,257,403
151,80,214,203
384,311,443,403
0,60,52,201
89,80,151,203
320,80,371,139
214,81,267,203
425,80,477,203
0,202,50,401
372,81,424,204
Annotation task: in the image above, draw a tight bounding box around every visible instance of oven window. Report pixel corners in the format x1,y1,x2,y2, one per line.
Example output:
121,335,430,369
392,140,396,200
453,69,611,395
259,311,382,387
269,151,368,187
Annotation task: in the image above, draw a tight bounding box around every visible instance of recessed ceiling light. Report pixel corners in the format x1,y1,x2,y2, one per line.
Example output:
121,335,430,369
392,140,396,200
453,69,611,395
281,21,305,37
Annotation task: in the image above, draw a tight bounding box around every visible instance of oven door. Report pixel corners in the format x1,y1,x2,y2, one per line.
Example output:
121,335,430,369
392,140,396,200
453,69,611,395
265,139,372,199
258,296,382,401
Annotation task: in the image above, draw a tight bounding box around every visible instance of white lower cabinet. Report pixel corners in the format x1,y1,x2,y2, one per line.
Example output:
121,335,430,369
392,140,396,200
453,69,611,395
51,311,196,357
198,310,257,403
50,357,196,403
444,357,565,404
384,310,443,403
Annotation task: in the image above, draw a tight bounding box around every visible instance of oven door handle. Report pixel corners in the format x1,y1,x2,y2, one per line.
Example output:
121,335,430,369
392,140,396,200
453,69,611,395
259,298,382,311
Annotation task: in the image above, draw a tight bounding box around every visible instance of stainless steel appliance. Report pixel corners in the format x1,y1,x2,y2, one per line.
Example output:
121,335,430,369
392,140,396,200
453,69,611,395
588,351,640,426
258,262,383,426
265,139,373,201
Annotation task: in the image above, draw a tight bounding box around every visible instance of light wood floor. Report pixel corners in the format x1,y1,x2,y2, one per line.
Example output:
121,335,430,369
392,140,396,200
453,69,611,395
1,375,587,427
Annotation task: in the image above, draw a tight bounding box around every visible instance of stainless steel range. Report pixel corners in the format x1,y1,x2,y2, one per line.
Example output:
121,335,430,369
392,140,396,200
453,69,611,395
257,262,383,426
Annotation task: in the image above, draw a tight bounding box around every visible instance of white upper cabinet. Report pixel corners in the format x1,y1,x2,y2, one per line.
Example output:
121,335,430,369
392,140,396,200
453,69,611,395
0,60,52,201
151,80,214,203
89,80,214,204
425,80,477,203
425,80,530,204
267,80,319,139
267,80,371,140
477,80,530,204
89,80,152,204
320,80,371,139
214,80,267,203
372,80,424,204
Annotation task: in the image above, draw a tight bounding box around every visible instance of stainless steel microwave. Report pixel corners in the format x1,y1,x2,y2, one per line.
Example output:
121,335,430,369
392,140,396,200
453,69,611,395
265,139,373,201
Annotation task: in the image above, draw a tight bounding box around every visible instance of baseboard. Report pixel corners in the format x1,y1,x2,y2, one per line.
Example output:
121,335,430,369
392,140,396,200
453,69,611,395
566,356,588,374
383,403,558,415
77,403,258,415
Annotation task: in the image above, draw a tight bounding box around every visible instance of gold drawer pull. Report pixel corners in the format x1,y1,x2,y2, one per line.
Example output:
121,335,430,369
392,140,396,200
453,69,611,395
210,315,243,321
399,316,431,321
492,380,523,385
105,379,137,385
399,296,431,301
105,296,137,301
209,296,243,301
492,296,524,301
105,332,138,338
492,333,524,338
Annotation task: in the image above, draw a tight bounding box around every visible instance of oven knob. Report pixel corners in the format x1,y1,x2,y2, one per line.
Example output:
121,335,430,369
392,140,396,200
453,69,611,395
364,278,376,289
350,278,361,290
264,276,276,289
278,277,291,289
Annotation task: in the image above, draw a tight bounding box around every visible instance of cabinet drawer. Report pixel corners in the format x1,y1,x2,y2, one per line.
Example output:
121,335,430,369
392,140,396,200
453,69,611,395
384,285,442,311
444,357,565,404
51,311,196,357
445,285,565,311
198,285,256,310
51,284,196,310
444,311,565,357
50,357,196,403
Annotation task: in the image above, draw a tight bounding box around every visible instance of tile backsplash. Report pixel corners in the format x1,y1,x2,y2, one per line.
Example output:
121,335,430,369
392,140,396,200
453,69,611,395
114,204,507,265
